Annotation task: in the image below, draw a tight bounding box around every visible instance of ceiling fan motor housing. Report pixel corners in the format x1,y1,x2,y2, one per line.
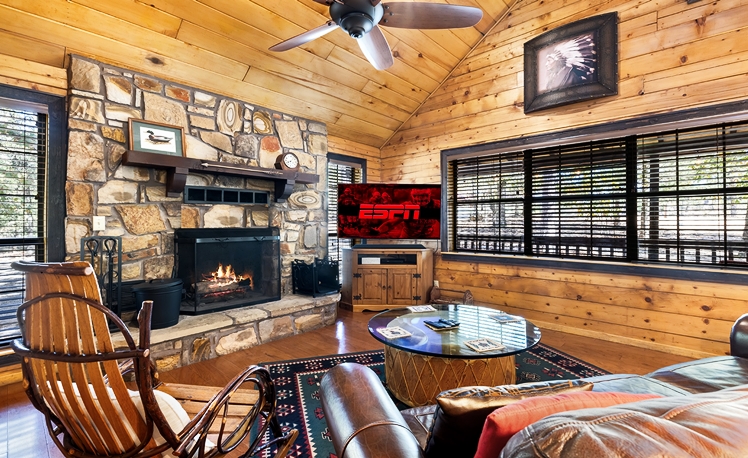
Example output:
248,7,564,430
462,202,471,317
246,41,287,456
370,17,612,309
330,0,384,39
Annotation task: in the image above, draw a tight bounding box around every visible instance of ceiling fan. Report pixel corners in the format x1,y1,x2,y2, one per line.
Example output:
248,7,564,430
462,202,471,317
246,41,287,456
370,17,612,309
269,0,483,70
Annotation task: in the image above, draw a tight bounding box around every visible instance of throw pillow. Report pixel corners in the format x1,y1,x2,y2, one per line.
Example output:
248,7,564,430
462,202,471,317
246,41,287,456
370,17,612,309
474,391,662,458
423,379,594,458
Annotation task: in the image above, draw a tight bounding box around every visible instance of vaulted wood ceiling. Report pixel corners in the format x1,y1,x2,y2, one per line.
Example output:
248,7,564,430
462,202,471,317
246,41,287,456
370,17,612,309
0,0,511,148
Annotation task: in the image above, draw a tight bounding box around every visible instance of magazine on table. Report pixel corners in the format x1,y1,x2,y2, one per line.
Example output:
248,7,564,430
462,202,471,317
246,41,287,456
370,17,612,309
464,338,505,352
489,313,523,324
377,326,412,339
408,305,437,313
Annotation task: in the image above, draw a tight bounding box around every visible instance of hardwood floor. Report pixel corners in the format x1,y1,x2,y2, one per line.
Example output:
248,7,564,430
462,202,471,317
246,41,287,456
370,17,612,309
0,308,694,458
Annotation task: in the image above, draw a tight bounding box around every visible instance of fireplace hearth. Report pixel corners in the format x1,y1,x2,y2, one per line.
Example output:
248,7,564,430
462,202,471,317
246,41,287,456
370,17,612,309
174,228,281,314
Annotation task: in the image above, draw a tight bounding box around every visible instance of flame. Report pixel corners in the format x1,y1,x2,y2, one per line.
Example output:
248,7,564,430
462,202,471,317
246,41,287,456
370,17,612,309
205,263,252,288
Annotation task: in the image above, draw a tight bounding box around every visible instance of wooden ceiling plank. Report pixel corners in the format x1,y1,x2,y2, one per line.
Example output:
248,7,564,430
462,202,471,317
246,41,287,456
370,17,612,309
334,113,394,139
70,0,182,38
177,21,370,92
418,29,472,57
361,80,421,112
390,40,455,83
382,27,460,69
326,46,432,99
246,63,410,125
0,5,349,126
246,0,369,60
0,29,66,68
3,0,249,80
243,67,405,130
146,0,336,59
197,0,335,50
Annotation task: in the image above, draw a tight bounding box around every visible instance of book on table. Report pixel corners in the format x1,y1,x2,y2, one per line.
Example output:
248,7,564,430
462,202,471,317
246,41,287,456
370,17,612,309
423,318,460,331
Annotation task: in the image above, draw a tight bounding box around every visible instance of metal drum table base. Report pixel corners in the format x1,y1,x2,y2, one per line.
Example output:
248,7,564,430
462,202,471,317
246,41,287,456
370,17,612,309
384,345,516,407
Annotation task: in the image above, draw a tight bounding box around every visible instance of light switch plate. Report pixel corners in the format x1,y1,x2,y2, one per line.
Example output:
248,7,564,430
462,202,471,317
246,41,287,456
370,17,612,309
93,215,106,231
434,280,439,287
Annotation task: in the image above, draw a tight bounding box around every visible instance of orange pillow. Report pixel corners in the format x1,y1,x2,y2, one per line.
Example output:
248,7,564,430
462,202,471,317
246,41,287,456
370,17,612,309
474,391,661,458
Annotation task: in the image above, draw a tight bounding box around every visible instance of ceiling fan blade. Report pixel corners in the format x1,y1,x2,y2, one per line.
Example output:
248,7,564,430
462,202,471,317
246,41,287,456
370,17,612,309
269,21,339,52
357,25,394,70
379,2,483,29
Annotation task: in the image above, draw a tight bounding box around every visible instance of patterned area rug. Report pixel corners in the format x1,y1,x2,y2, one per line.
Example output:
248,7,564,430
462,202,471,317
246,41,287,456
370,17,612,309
257,343,609,458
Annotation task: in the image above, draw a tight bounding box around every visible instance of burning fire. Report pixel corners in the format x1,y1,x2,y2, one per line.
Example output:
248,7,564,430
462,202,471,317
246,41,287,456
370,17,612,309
204,264,252,288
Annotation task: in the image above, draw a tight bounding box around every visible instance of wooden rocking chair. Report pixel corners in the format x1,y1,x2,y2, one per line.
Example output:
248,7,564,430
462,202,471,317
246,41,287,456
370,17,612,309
10,261,298,458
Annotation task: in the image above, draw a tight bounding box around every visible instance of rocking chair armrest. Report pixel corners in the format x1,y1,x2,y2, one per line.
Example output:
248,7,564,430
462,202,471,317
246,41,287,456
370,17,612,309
173,365,278,457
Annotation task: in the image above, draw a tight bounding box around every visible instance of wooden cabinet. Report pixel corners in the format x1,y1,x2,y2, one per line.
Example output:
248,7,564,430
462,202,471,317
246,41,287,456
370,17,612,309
341,246,433,312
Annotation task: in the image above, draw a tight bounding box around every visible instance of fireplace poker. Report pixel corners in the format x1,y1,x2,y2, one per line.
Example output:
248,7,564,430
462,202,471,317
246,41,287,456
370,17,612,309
104,237,117,316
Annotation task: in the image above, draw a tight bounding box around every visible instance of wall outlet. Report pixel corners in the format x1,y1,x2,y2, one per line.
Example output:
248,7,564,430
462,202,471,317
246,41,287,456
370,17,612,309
93,215,106,231
433,280,439,288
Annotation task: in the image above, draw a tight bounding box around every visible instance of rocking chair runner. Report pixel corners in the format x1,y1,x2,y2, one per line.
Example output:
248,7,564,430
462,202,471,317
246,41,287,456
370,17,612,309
10,260,297,458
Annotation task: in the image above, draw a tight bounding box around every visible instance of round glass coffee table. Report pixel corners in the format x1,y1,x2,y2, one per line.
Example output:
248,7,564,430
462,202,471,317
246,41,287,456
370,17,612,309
368,304,541,406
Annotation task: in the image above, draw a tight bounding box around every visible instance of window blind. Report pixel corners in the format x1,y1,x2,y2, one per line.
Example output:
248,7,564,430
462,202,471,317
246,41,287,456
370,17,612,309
327,160,362,264
451,152,524,253
637,124,748,265
530,139,628,259
0,107,46,345
447,119,748,268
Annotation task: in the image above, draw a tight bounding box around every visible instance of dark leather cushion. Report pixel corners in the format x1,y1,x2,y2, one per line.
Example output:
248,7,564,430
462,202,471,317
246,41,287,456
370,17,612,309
423,379,593,458
645,356,748,393
585,373,692,396
503,385,748,458
401,405,436,449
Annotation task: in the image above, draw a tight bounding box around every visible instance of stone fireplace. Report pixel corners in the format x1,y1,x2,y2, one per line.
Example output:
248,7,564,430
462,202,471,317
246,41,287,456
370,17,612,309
174,227,281,314
63,55,336,369
64,55,328,292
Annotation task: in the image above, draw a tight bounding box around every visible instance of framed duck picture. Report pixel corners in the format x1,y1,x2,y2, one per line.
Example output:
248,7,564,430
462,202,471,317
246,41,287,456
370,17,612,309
128,119,185,157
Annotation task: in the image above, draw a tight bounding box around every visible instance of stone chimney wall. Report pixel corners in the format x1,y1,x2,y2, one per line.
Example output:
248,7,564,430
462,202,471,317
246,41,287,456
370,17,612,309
65,55,328,294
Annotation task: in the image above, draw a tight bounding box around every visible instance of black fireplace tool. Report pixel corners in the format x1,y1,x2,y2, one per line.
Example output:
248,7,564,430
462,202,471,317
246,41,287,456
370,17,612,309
80,236,122,329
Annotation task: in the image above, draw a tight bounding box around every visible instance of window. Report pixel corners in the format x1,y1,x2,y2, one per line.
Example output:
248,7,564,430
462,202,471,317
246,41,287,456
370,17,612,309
448,120,748,268
0,86,65,349
327,154,365,267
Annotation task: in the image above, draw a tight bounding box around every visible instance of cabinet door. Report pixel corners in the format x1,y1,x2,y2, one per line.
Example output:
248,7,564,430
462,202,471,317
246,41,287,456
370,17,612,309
354,268,387,304
388,269,417,305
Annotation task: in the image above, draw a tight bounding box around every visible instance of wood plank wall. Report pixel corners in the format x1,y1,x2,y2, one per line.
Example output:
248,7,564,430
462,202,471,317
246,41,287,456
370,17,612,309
0,54,66,96
381,0,748,356
327,136,382,182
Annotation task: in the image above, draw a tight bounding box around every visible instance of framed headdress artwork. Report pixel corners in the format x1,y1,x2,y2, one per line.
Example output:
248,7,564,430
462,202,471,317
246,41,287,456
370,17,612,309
523,13,618,114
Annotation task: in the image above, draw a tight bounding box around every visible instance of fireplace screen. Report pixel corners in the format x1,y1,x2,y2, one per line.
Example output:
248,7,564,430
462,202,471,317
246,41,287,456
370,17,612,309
174,227,280,314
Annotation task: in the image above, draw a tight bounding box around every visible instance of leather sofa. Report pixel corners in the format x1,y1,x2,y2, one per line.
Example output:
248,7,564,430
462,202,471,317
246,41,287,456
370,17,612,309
320,314,748,458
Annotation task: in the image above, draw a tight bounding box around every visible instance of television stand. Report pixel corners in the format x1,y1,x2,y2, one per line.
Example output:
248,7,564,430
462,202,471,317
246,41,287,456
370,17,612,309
340,246,433,312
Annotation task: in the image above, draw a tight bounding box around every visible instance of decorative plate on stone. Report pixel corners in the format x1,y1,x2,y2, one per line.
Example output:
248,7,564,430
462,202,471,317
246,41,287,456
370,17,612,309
217,100,243,135
253,111,273,135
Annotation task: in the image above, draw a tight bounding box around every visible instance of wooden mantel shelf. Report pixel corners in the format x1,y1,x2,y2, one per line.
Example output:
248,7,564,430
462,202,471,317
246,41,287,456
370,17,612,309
122,150,319,201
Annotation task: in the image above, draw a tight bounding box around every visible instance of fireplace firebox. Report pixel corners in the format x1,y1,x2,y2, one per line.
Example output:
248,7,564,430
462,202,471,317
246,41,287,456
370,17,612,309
174,228,281,314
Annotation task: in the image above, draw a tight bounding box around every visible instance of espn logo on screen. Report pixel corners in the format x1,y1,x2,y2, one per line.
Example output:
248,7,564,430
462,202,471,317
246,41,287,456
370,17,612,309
359,204,421,220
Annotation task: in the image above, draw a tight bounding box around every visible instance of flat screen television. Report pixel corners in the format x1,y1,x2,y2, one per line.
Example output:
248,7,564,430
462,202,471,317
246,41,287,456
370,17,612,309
337,183,441,239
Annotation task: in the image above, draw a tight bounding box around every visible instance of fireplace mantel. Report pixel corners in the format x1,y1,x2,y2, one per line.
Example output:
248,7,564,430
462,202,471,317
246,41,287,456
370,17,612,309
122,150,320,201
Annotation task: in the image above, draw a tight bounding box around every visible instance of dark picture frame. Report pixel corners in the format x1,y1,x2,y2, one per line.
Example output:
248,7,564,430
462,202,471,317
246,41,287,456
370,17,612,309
524,13,618,114
128,118,185,156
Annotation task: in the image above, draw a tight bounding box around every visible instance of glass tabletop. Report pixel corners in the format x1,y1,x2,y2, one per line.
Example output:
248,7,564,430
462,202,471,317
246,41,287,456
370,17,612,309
368,304,541,359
